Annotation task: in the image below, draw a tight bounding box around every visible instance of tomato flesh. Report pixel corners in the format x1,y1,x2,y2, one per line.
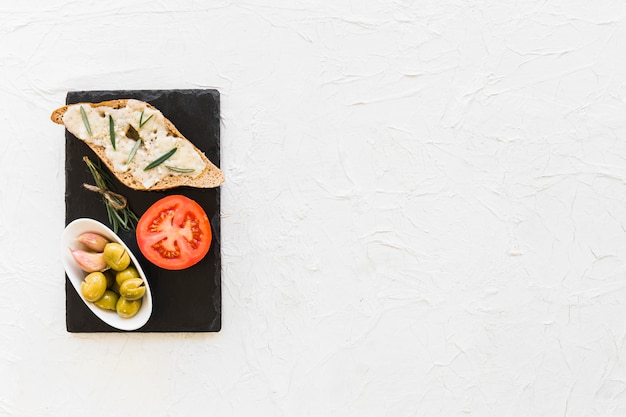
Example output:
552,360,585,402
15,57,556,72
136,195,212,270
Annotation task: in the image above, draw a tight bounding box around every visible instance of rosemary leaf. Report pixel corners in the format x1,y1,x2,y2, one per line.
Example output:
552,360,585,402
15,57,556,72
106,205,115,232
139,111,153,128
109,115,116,150
128,209,139,224
165,165,195,173
80,106,92,136
144,148,177,171
127,138,142,165
111,208,128,228
85,158,107,190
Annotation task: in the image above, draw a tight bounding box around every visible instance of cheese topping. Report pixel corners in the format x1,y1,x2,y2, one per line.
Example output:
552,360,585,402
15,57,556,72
62,100,206,189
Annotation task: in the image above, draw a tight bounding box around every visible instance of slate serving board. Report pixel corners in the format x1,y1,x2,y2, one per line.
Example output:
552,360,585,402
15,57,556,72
64,89,221,332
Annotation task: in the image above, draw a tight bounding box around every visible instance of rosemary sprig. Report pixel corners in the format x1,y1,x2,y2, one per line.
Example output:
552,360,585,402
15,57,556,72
144,148,177,170
139,111,153,128
82,156,139,233
127,138,142,165
80,106,92,136
109,115,116,150
165,165,195,173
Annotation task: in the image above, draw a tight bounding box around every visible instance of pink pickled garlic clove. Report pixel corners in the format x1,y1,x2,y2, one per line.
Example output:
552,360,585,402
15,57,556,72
77,232,110,252
70,249,109,272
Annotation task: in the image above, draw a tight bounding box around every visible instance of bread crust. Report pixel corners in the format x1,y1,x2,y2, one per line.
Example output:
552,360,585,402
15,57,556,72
52,99,224,191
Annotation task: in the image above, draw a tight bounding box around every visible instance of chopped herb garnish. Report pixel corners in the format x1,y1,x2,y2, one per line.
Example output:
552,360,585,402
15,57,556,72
165,165,195,173
144,148,177,170
82,156,139,233
80,106,92,136
109,115,116,150
127,138,142,165
139,111,153,128
126,124,140,140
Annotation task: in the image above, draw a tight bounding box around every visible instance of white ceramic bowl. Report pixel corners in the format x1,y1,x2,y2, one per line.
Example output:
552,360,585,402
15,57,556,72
61,218,152,331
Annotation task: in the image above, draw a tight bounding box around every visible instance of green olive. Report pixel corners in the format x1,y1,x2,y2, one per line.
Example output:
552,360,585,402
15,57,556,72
103,242,131,271
119,278,146,301
81,272,107,302
116,297,142,318
94,290,119,311
115,266,140,287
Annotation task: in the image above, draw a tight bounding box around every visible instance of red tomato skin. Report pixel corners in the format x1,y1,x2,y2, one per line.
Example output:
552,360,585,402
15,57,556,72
136,195,212,270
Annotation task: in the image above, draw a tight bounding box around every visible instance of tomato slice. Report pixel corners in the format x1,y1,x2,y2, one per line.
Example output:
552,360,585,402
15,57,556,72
136,195,212,270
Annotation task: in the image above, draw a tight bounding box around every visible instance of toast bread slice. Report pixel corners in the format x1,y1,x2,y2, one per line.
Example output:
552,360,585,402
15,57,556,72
51,99,224,191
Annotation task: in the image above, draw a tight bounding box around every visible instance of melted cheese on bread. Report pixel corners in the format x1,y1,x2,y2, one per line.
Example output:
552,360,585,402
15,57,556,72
62,99,206,189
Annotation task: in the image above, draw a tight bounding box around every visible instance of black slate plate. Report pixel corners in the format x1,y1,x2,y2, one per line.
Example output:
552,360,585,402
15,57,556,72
64,89,221,332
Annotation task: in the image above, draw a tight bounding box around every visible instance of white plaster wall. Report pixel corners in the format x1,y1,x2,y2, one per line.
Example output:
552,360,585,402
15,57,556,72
2,0,626,415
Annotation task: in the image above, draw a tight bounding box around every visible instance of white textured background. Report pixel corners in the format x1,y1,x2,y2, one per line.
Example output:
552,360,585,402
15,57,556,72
2,0,626,415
